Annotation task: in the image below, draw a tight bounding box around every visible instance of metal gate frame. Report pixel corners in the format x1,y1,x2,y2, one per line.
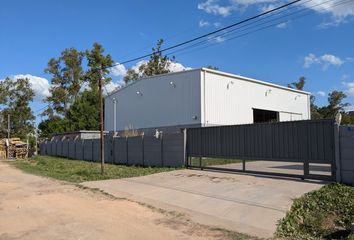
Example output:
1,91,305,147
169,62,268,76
185,119,336,181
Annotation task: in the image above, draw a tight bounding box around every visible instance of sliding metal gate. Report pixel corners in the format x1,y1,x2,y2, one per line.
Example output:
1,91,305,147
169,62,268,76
186,119,336,181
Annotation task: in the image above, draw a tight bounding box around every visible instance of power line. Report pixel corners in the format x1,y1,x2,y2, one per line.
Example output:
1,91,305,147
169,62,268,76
165,0,350,57
105,0,303,69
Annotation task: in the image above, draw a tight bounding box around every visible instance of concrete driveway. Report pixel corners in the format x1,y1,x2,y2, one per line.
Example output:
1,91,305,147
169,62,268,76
82,167,326,238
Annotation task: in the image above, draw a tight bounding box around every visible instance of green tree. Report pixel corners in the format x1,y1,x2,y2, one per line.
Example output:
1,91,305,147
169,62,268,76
310,95,323,120
288,76,306,90
85,42,114,89
0,77,35,139
38,116,67,138
318,91,349,119
44,48,85,117
39,43,114,137
66,90,99,131
206,65,219,70
123,39,175,83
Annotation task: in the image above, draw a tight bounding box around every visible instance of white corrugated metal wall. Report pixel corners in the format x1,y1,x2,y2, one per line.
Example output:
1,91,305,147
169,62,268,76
202,69,310,126
105,70,202,131
104,68,311,132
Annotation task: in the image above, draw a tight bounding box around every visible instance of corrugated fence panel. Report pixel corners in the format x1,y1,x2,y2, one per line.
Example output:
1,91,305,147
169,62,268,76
127,137,143,166
52,141,57,156
57,140,63,157
104,137,113,164
144,136,162,167
187,119,335,164
83,140,93,161
62,139,69,158
92,139,100,162
163,134,184,167
75,140,84,160
113,137,127,165
68,140,76,159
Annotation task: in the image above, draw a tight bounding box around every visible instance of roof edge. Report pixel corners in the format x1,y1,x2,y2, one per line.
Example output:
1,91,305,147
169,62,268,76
105,68,201,98
200,67,311,95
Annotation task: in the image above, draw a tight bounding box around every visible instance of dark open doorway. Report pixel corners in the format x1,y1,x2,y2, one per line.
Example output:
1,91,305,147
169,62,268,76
253,108,279,123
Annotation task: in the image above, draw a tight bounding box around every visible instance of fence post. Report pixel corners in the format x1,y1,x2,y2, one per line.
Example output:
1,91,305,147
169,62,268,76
303,122,310,179
126,137,129,165
112,137,115,164
183,129,188,168
334,123,341,183
161,133,164,167
142,135,145,167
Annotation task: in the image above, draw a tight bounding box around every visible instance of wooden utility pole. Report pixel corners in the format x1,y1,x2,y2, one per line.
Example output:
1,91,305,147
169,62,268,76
99,70,105,174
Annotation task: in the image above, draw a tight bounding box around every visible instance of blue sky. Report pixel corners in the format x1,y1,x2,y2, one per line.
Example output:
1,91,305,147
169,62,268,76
1,0,354,125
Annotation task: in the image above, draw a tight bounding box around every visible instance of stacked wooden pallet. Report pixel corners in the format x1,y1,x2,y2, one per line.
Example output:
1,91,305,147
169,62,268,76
0,138,28,159
0,139,6,159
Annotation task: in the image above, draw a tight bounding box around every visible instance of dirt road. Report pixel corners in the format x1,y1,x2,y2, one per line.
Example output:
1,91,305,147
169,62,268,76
0,161,241,240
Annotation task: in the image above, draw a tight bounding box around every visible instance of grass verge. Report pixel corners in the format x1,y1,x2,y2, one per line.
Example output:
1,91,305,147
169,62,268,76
10,155,176,183
276,183,354,240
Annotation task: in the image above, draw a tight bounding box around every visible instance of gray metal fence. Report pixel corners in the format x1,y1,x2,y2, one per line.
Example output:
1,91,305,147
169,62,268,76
187,119,336,180
40,133,184,168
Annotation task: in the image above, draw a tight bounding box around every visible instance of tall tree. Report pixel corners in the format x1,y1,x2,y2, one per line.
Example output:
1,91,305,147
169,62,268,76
39,43,114,137
85,42,114,89
287,76,306,90
38,116,67,138
44,48,85,117
310,95,322,120
65,89,99,131
318,91,349,119
123,39,175,83
0,77,35,139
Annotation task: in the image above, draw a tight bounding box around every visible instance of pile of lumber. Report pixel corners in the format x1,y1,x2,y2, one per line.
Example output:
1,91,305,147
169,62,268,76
0,139,6,159
0,138,28,159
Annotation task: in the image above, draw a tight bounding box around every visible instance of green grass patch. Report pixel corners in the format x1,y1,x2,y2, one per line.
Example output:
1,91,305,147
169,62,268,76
11,155,176,183
189,157,242,167
276,183,354,240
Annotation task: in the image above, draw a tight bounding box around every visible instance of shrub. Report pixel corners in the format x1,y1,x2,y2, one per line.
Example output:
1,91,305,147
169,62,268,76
277,183,354,239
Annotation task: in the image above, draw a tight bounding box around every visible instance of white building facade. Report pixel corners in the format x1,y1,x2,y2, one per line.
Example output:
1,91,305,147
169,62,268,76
105,68,311,134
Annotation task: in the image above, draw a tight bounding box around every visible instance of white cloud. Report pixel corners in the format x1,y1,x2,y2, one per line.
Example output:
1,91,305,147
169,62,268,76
197,0,354,26
110,63,127,77
122,60,192,82
198,0,233,17
304,53,320,68
104,81,122,95
317,91,326,97
168,62,192,72
343,82,354,96
213,22,221,27
303,53,344,70
260,3,279,13
320,54,344,66
303,0,354,27
343,105,354,112
12,74,50,102
199,20,210,27
276,22,288,29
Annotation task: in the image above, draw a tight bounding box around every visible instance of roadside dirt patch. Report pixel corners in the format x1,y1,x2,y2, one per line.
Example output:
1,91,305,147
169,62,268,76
0,161,245,240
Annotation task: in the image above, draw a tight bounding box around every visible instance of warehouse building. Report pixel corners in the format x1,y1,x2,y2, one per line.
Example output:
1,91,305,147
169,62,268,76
105,68,311,134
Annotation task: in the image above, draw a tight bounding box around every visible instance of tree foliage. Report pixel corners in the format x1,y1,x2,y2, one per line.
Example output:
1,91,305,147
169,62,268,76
85,43,114,89
287,76,305,90
288,77,354,124
0,77,35,139
123,39,174,83
39,43,114,137
318,91,349,119
66,90,99,131
44,48,85,117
